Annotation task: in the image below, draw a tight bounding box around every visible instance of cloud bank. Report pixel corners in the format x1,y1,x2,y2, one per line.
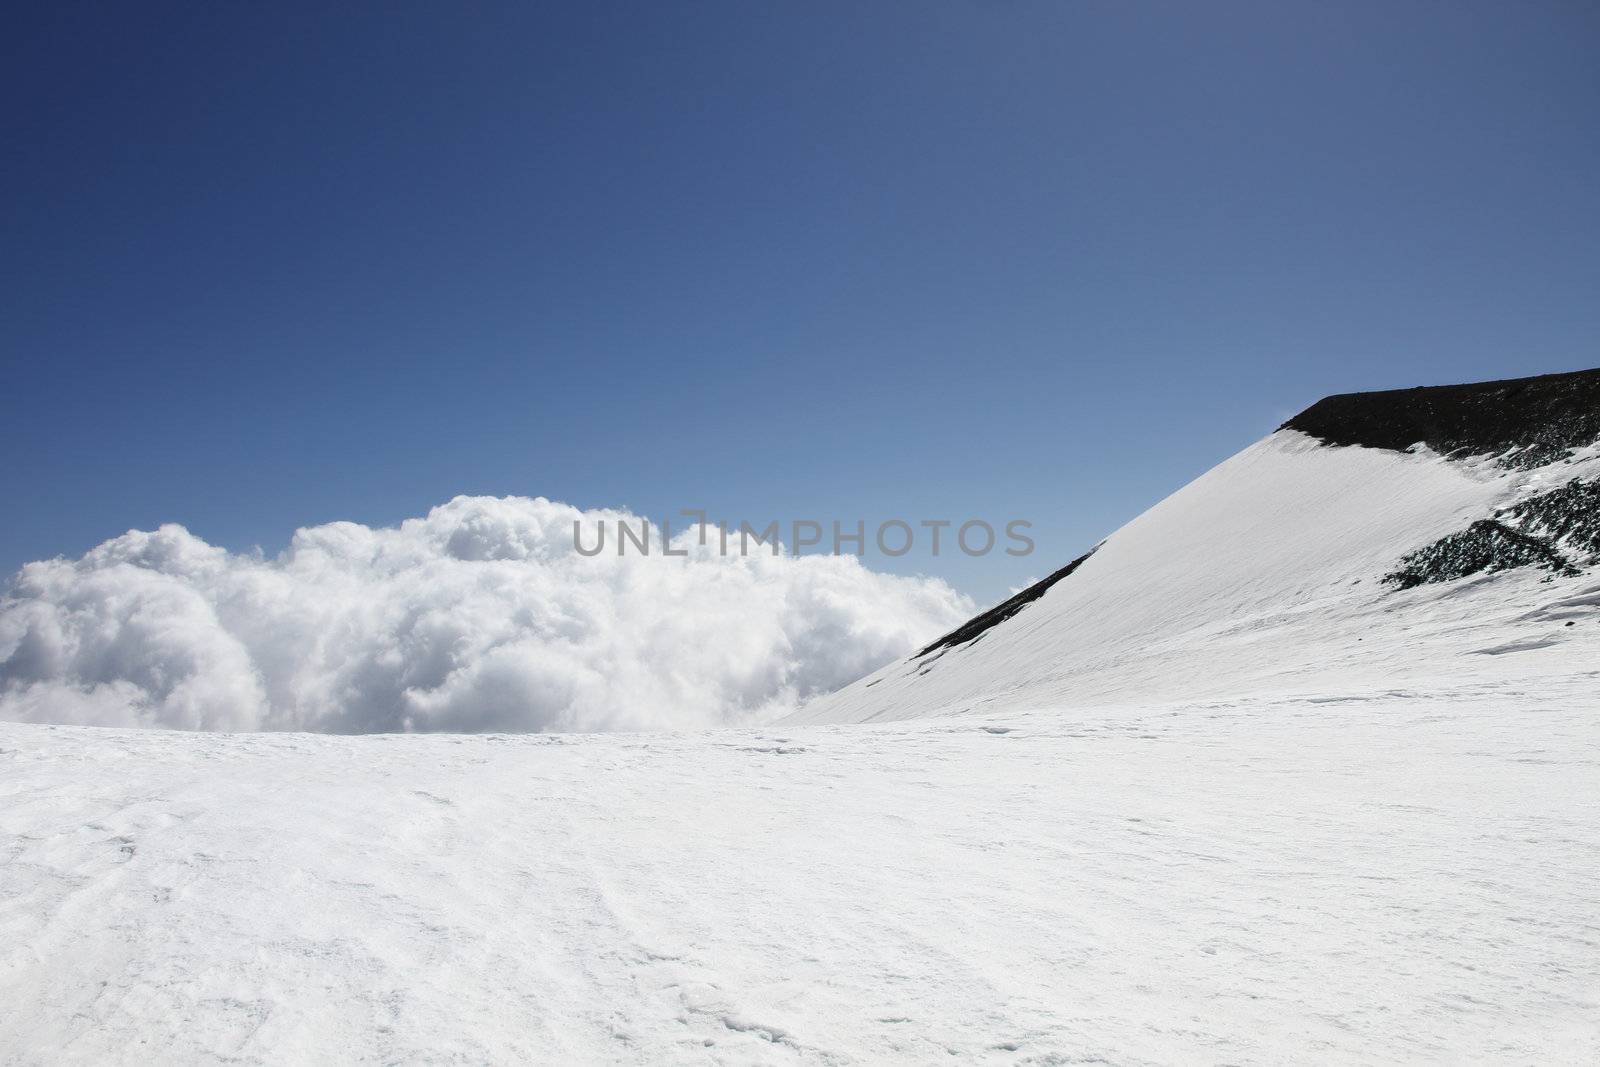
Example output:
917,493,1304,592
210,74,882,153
0,497,971,733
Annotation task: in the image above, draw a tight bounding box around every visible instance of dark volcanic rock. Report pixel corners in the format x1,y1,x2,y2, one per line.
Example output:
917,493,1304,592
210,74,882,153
1383,477,1600,589
915,547,1097,658
1384,520,1579,590
1503,478,1600,559
1284,367,1600,466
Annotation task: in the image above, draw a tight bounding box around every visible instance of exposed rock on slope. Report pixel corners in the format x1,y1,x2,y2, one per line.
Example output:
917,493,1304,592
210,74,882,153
1384,478,1600,589
1510,476,1600,557
1383,519,1580,589
913,547,1097,659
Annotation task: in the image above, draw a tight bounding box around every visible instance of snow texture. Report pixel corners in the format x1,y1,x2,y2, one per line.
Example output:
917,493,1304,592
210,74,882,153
2,680,1596,1064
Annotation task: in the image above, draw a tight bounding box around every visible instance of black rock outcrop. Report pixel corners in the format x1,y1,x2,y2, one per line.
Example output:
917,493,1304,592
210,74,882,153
1384,477,1600,589
1284,367,1600,466
914,547,1097,658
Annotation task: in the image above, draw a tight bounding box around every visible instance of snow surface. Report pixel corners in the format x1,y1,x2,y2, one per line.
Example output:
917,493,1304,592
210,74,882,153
5,679,1598,1065
789,430,1600,726
5,431,1599,1064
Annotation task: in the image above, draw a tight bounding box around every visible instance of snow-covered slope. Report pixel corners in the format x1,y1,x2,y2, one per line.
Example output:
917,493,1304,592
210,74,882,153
790,370,1600,726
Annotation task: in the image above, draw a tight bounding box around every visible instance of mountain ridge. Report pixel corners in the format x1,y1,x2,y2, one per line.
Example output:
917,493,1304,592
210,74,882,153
1282,366,1600,465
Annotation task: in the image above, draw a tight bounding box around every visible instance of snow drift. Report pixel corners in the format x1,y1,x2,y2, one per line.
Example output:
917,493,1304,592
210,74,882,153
0,496,970,732
791,368,1600,725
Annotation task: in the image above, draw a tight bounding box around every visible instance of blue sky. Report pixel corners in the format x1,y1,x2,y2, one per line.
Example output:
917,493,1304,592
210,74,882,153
4,1,1597,603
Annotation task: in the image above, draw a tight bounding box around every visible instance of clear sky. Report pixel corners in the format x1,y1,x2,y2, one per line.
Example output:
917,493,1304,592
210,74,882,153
4,1,1597,603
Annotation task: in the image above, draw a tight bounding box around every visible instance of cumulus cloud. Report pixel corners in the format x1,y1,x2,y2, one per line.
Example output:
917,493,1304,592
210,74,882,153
0,497,971,733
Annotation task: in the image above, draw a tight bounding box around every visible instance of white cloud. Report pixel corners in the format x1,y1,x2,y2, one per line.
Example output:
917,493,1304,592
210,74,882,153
0,497,971,733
